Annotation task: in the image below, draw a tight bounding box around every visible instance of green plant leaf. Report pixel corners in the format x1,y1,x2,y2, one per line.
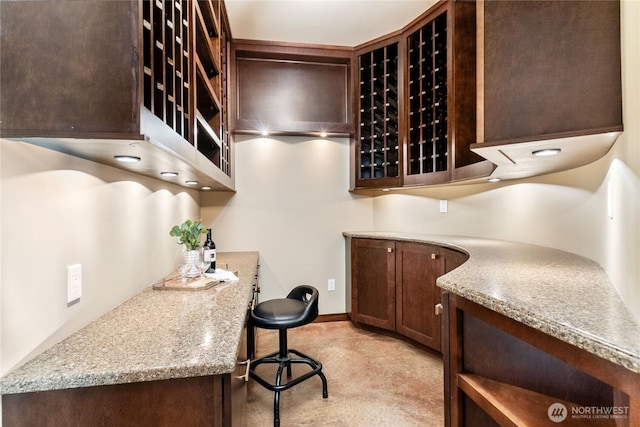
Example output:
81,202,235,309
170,219,206,250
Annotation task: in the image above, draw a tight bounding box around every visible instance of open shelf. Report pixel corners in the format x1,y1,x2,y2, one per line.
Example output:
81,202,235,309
195,112,221,167
195,1,221,78
458,374,616,427
196,0,220,38
195,58,222,132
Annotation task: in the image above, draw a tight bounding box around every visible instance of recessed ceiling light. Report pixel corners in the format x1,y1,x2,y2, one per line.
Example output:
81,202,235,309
201,186,212,190
488,177,501,183
532,148,561,157
185,180,198,185
160,171,178,177
114,155,141,163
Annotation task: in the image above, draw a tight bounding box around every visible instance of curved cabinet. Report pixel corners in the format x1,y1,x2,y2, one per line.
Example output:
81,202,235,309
347,237,468,351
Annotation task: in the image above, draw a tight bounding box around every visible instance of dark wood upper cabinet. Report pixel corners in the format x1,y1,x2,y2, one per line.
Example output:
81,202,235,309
470,0,623,181
0,0,233,190
0,1,138,137
352,0,622,189
229,40,354,136
353,1,494,189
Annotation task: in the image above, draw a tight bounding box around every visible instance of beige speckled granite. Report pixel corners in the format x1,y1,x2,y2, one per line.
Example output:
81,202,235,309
344,232,640,374
0,252,259,395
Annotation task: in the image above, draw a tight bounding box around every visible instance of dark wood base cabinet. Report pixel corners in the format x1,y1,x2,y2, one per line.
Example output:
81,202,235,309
442,293,640,426
3,375,239,427
347,237,468,351
2,326,249,427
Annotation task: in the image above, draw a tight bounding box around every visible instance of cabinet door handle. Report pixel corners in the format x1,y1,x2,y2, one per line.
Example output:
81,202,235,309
431,253,438,260
435,303,444,315
387,248,393,253
236,359,251,382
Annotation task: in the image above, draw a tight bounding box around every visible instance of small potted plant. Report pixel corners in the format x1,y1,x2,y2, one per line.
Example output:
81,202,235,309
170,219,207,278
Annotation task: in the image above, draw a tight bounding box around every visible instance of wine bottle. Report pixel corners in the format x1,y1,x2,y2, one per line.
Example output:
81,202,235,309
204,228,216,273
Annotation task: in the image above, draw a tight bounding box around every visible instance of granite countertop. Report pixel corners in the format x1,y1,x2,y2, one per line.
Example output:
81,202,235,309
1,251,259,395
344,232,640,374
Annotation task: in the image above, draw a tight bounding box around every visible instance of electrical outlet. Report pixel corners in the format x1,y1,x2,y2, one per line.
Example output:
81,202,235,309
439,200,448,213
67,264,82,303
328,278,336,291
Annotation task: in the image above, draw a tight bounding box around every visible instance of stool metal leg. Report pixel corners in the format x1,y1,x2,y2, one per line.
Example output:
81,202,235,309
249,329,328,427
274,362,285,427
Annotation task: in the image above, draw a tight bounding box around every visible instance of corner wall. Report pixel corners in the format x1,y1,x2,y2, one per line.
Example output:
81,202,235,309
0,140,200,375
200,135,374,314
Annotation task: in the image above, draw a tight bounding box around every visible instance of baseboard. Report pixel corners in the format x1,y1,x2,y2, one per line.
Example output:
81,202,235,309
315,313,349,322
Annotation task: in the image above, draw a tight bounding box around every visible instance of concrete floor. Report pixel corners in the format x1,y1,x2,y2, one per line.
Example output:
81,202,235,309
246,321,444,427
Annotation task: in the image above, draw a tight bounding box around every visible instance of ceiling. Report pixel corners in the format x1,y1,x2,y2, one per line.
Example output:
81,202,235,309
224,0,438,47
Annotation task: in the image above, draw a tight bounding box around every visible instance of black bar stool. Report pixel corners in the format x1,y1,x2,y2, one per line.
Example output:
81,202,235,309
249,285,328,427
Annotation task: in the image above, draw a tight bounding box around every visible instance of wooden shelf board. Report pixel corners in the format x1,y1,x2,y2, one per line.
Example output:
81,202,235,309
458,374,617,427
196,0,220,38
195,111,222,147
194,2,221,75
195,57,222,112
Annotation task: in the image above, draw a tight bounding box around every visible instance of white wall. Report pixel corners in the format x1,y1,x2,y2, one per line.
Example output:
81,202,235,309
0,140,200,375
200,136,373,313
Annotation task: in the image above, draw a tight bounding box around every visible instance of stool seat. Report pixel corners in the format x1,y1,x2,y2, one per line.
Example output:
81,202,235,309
251,298,308,329
249,285,328,427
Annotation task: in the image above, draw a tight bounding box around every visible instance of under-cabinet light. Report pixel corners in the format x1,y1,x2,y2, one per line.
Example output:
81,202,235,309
201,186,212,190
488,178,501,183
114,155,141,163
260,130,269,136
320,131,328,138
160,171,179,177
185,180,198,185
532,148,561,157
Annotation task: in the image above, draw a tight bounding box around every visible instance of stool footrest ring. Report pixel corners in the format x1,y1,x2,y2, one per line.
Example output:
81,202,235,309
249,349,327,394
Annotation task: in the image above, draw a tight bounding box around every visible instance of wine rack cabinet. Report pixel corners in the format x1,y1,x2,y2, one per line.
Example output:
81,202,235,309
357,41,401,187
353,1,491,189
142,0,191,141
406,12,448,183
124,0,234,179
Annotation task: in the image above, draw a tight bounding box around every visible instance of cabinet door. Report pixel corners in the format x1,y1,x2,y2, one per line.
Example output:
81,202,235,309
351,239,396,330
395,242,444,350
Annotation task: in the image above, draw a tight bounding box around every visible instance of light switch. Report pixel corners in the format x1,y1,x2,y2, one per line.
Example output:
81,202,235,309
607,181,614,219
67,264,82,303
